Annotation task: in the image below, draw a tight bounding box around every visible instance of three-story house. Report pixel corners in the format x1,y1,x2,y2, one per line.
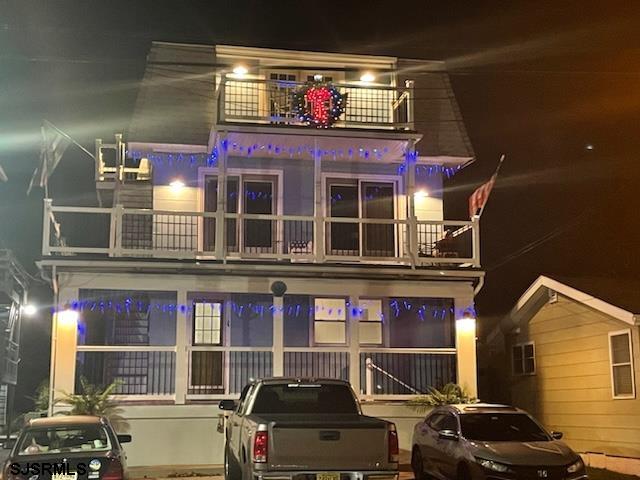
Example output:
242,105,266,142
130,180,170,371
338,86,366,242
40,42,482,466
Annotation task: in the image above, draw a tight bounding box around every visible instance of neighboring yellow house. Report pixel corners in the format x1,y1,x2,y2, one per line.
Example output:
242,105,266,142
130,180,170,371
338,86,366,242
499,276,640,475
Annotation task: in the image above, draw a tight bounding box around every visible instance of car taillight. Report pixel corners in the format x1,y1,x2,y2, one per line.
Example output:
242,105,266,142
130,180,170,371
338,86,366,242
253,431,268,463
102,459,124,480
388,424,399,463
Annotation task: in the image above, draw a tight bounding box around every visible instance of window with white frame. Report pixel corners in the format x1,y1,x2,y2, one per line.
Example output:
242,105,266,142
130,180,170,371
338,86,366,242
193,302,223,345
314,298,346,344
512,342,535,375
359,299,383,345
609,330,635,398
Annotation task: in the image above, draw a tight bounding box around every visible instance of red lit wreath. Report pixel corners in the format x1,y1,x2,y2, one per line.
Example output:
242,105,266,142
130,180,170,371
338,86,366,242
292,82,346,127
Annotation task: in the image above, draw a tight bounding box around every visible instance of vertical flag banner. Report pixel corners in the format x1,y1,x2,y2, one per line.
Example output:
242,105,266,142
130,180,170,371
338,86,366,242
28,121,73,195
468,154,505,218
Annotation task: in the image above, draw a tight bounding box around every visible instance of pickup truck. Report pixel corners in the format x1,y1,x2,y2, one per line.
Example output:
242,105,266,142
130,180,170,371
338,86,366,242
219,378,399,480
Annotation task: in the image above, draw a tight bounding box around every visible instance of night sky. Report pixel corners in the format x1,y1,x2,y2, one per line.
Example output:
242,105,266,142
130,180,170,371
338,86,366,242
2,1,640,407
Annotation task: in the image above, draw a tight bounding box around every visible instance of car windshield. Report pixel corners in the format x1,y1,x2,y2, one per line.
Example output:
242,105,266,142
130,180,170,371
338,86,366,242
17,425,112,456
459,413,549,442
252,383,359,414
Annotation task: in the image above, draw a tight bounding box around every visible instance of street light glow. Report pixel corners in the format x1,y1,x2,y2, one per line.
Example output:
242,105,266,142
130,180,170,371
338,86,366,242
22,304,37,316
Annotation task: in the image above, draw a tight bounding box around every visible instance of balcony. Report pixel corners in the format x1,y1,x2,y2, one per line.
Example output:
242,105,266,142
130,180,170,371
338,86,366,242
217,75,414,131
42,201,480,268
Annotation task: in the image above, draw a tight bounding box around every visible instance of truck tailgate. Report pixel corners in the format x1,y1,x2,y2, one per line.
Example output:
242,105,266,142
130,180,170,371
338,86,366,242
265,414,390,470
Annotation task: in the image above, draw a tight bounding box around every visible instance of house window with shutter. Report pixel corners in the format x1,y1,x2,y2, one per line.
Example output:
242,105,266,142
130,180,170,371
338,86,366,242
609,330,636,399
512,342,535,375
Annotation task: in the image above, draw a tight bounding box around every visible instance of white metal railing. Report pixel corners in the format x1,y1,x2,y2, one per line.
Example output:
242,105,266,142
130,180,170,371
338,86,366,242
218,75,414,130
42,200,480,267
361,348,457,398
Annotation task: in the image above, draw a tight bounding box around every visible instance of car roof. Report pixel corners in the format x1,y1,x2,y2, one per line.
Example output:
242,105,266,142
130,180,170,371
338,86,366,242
28,415,107,427
253,377,351,386
438,403,526,415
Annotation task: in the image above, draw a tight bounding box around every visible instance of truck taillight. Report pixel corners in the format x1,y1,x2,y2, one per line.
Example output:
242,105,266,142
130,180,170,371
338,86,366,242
388,424,399,463
253,431,268,463
102,459,124,480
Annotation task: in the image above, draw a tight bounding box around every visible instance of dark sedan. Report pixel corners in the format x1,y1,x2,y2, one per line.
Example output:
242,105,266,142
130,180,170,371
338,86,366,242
411,404,587,480
2,416,131,480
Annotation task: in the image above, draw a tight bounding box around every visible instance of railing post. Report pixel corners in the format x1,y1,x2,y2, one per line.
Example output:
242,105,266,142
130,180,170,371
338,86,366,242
405,79,415,130
405,141,418,265
218,74,226,123
94,138,102,182
215,132,228,259
114,204,124,257
42,198,52,256
272,295,284,377
348,296,360,394
174,289,188,404
365,357,373,397
472,215,481,267
313,150,325,262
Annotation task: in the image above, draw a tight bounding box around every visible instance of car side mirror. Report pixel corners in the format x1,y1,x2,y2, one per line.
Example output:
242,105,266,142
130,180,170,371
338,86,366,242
438,430,459,441
2,439,15,450
551,431,563,440
117,434,132,444
219,399,237,411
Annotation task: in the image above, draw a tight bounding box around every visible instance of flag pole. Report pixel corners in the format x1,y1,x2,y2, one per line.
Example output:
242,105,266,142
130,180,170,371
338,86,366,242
43,120,95,160
477,154,505,217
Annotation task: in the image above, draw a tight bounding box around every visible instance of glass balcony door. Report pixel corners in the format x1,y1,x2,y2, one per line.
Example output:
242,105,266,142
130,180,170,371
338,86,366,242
327,179,397,258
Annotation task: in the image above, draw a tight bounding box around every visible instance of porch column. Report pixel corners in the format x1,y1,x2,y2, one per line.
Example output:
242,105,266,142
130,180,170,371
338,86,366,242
405,141,418,264
49,287,79,415
348,296,360,394
215,132,228,259
454,296,478,398
272,295,284,376
313,151,325,262
174,289,188,404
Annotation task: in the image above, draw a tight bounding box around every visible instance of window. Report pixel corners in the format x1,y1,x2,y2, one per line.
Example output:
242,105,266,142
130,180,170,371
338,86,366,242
459,413,549,442
359,299,383,345
314,298,346,344
609,330,635,399
193,302,222,345
512,342,535,375
17,425,112,456
439,414,459,432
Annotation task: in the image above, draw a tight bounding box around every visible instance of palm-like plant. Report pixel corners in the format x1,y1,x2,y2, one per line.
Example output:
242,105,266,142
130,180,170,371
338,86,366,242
57,377,130,432
407,383,479,413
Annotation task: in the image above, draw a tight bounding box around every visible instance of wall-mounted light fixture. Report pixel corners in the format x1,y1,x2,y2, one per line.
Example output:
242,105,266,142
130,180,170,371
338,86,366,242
360,72,375,83
170,179,185,192
232,65,248,76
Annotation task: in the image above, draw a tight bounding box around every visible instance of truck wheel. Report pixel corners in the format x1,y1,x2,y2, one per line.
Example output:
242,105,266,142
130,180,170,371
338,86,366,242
225,446,241,480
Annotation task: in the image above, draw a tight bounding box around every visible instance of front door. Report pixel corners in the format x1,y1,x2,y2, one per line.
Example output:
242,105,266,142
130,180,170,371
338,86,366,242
361,182,395,257
268,72,297,123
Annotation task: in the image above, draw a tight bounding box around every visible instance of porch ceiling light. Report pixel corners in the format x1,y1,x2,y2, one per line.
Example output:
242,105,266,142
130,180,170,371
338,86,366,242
22,304,37,316
313,74,323,81
360,72,375,83
232,65,248,76
170,179,185,192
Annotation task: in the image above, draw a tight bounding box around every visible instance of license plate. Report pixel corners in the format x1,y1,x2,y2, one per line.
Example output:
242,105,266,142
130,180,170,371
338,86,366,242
52,473,77,480
317,473,340,480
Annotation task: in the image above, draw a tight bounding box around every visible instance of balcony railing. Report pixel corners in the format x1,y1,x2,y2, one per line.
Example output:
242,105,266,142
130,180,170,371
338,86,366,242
74,346,456,400
218,75,414,130
43,201,480,268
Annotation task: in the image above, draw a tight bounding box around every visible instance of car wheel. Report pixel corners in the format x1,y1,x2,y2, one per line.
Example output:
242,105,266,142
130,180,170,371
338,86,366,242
224,445,241,480
411,447,427,480
456,463,471,480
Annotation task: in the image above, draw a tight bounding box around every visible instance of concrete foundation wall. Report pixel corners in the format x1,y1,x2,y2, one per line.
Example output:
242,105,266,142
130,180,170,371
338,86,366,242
119,403,427,467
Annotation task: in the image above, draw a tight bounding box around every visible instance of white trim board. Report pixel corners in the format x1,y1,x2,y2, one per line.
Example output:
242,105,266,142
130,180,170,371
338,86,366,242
515,275,638,326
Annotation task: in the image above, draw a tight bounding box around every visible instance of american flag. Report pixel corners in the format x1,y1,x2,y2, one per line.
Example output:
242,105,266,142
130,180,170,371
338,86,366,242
468,155,504,218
